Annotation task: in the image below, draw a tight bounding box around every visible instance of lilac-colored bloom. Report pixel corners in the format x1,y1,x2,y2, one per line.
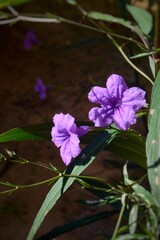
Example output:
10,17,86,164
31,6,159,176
88,74,146,130
51,113,89,165
34,79,47,100
23,30,40,50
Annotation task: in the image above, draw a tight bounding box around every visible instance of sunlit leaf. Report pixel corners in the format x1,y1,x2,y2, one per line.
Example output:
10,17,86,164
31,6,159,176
129,204,138,234
126,4,153,35
146,69,160,207
125,178,156,206
88,11,133,30
130,51,155,59
116,233,150,240
123,164,156,206
149,56,155,78
66,0,77,6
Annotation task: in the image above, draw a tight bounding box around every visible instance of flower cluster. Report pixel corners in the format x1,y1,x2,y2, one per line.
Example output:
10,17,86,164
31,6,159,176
51,74,146,165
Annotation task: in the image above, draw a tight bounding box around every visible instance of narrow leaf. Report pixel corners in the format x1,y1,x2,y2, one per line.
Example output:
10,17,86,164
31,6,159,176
149,56,155,78
129,204,139,234
26,129,119,240
125,178,156,206
0,123,52,142
146,69,160,206
130,51,155,59
88,11,133,30
0,124,146,169
116,233,150,240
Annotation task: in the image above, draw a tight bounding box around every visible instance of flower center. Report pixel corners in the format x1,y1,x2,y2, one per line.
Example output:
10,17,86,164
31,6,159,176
109,97,121,109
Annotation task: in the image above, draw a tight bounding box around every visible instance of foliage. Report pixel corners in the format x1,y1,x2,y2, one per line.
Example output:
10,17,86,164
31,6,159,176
0,0,160,239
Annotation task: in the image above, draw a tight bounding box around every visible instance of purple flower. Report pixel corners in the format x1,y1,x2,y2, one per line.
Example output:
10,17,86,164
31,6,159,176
23,30,40,50
51,113,89,165
88,74,146,130
34,79,48,100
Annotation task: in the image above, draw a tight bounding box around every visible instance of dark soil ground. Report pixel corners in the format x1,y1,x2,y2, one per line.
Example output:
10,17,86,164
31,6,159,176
0,1,150,239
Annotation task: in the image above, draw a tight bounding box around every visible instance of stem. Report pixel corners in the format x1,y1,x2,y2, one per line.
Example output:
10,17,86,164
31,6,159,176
63,173,108,183
7,5,18,16
9,158,56,172
76,5,153,84
0,11,145,49
17,175,59,189
0,175,60,194
111,194,126,240
112,38,154,85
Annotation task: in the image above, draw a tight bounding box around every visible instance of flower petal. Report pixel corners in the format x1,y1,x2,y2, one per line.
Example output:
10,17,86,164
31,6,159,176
122,87,146,111
53,113,77,133
88,86,109,106
113,106,136,130
89,107,113,127
51,126,68,148
76,126,89,137
107,74,128,98
60,134,81,165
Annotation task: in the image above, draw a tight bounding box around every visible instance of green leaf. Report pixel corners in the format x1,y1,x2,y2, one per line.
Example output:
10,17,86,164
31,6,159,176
125,178,156,207
88,11,133,30
126,4,153,35
0,0,33,9
0,124,146,169
108,131,146,168
146,69,160,207
26,129,119,240
146,208,158,235
66,0,77,6
129,204,139,234
149,56,155,78
123,164,156,206
0,123,52,142
130,51,155,59
123,163,129,185
0,121,91,142
116,233,150,240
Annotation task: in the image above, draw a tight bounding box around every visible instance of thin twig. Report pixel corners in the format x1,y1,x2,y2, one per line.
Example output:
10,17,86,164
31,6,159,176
0,11,146,49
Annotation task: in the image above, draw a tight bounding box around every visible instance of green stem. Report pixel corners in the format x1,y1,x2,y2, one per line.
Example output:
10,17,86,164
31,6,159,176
111,194,127,240
0,11,146,49
113,39,154,85
0,175,60,194
77,5,153,84
9,158,56,172
17,176,60,189
63,173,108,183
